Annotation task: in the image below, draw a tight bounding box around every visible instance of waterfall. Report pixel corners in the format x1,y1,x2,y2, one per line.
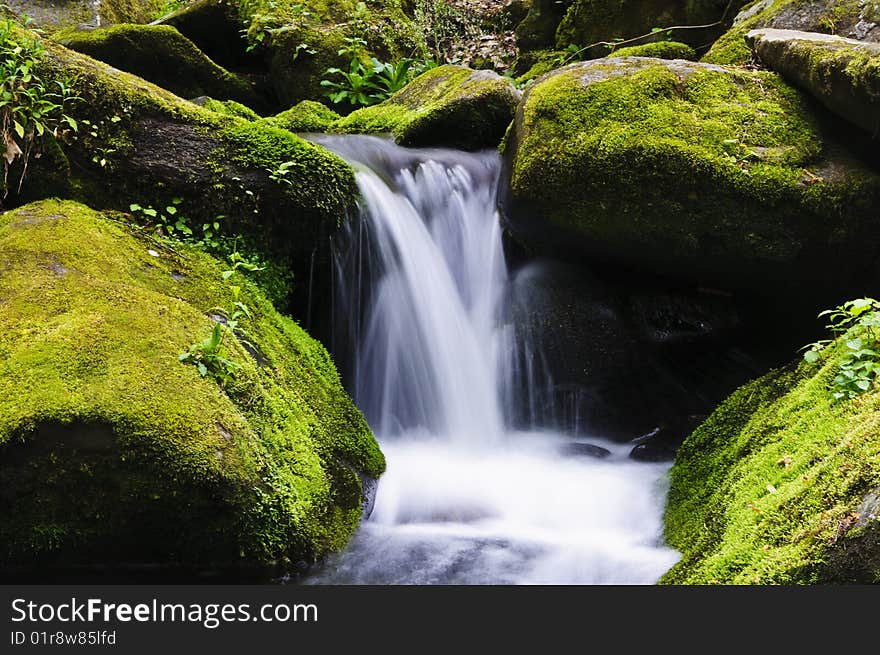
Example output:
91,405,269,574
306,135,680,584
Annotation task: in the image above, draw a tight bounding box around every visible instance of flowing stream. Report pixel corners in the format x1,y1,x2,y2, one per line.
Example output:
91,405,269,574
304,135,680,584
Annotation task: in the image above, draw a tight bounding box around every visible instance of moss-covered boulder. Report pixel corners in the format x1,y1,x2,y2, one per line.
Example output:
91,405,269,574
704,0,880,65
500,57,880,298
335,65,521,150
58,24,269,112
0,199,383,569
5,0,164,32
747,28,880,137
662,338,880,583
194,96,263,121
13,26,357,314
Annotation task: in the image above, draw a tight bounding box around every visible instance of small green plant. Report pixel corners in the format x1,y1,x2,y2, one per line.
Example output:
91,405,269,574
801,297,880,400
179,251,265,385
129,199,224,248
1,17,80,198
321,36,435,108
267,160,296,186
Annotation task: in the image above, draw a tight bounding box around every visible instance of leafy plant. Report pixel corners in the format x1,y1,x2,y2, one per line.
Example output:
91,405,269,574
801,298,880,400
129,198,224,248
1,17,80,198
179,251,265,385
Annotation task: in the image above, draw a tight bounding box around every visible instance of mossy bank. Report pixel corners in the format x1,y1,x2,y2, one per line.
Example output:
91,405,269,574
0,200,384,569
662,337,880,583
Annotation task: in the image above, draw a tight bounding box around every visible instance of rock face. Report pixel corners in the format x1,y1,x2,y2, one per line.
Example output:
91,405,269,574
747,28,880,137
507,261,761,441
336,65,522,150
662,340,880,583
500,57,880,300
0,200,384,569
705,0,880,65
59,24,269,112
13,29,358,315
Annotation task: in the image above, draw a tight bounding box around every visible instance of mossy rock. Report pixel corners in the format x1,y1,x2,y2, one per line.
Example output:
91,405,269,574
747,28,880,137
336,65,522,150
555,0,741,53
12,25,357,315
58,24,269,112
5,0,164,32
0,199,384,569
264,100,342,133
500,57,880,298
607,40,697,60
704,0,880,65
662,337,880,583
194,96,263,121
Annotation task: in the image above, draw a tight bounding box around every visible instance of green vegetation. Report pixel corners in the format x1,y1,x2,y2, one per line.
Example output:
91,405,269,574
1,18,79,199
606,40,697,60
264,100,341,132
802,298,880,401
0,199,383,566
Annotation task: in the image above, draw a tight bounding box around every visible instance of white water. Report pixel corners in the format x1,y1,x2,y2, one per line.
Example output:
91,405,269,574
305,136,679,584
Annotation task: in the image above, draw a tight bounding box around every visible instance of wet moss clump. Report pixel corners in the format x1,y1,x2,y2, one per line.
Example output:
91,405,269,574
663,337,880,583
263,100,342,133
0,199,384,569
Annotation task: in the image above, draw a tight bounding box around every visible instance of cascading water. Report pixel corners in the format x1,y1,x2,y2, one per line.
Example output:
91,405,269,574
305,135,680,584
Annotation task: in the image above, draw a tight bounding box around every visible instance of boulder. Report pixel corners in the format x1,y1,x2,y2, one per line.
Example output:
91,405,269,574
59,24,269,112
9,25,357,316
704,0,880,65
606,40,697,60
514,0,572,51
746,28,880,137
0,199,383,569
500,57,880,301
336,65,522,150
662,337,880,583
5,0,163,32
159,0,258,70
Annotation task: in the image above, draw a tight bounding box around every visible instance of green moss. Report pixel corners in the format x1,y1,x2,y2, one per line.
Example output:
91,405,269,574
201,97,263,121
0,199,383,566
607,41,697,60
504,58,880,290
662,337,880,584
264,100,342,132
515,50,570,85
702,0,876,65
57,24,265,110
336,65,520,150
